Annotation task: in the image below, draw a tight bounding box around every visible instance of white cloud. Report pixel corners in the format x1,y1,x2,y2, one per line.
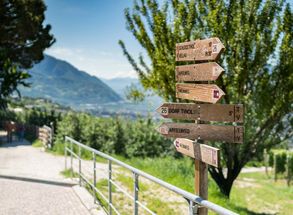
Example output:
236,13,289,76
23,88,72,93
45,46,138,79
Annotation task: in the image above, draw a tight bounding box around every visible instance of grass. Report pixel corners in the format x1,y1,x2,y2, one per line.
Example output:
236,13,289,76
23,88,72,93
110,156,293,215
230,171,293,215
54,148,292,214
60,168,79,178
32,139,43,147
51,142,107,163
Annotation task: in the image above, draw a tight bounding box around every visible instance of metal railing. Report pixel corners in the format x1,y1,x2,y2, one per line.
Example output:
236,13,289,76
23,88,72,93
64,136,238,215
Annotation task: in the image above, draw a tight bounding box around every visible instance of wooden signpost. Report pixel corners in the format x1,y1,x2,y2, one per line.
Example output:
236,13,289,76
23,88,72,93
174,138,220,167
158,123,243,143
176,62,224,81
156,37,244,215
176,83,225,103
176,37,225,62
156,103,243,122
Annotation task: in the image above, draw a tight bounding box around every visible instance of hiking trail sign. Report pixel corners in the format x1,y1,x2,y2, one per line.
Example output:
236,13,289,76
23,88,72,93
176,83,225,103
156,37,243,215
174,138,220,167
176,62,224,82
158,122,244,143
156,103,243,123
176,37,225,62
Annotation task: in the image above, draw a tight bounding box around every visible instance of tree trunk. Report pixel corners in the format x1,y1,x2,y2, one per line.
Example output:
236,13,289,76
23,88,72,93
209,162,243,198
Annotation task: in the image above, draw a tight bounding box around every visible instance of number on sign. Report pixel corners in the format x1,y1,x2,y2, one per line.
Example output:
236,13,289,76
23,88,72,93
160,107,168,116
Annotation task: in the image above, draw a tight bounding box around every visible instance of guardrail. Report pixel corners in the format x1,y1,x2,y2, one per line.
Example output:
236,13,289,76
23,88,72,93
64,136,238,215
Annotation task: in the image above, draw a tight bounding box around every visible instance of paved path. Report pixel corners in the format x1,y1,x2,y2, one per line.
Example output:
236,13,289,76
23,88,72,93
0,138,102,215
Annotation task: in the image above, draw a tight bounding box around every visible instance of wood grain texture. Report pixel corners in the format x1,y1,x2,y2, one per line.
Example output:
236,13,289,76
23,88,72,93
175,62,224,81
174,138,220,167
176,83,225,103
158,123,243,143
176,37,225,62
195,159,208,215
156,103,244,122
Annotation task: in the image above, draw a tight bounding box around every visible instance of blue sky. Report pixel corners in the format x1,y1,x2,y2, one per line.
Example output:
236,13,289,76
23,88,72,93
45,0,141,79
44,0,293,79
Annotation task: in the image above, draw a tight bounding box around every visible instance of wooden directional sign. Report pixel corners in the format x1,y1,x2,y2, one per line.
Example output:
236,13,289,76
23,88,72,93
158,123,243,143
176,83,225,103
174,138,220,167
176,37,225,62
176,62,224,82
156,103,243,123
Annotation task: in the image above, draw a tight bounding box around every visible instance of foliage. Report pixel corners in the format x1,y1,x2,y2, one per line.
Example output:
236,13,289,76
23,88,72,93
0,0,55,109
16,108,62,128
125,83,145,102
119,0,293,197
53,112,173,157
0,60,30,109
288,154,293,184
0,109,17,124
269,150,293,177
275,152,287,174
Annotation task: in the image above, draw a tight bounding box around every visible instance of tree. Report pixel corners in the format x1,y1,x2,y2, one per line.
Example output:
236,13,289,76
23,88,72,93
0,0,55,109
119,0,293,197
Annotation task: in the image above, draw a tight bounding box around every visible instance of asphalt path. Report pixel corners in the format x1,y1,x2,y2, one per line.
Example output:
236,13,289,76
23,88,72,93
0,138,92,215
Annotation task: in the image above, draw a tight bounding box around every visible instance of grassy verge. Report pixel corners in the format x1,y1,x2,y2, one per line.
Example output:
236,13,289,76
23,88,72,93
60,168,79,178
54,147,292,214
111,156,293,215
51,142,107,163
32,139,43,147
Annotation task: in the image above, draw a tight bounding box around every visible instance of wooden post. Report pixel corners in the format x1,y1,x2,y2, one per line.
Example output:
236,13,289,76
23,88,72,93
194,110,208,214
264,149,268,176
286,153,290,187
194,159,208,215
274,153,277,182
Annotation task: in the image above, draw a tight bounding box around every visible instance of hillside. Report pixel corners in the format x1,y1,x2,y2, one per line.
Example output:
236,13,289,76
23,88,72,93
20,55,122,107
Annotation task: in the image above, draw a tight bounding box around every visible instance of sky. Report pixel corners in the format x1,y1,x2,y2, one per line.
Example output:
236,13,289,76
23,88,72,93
44,0,293,80
44,0,141,79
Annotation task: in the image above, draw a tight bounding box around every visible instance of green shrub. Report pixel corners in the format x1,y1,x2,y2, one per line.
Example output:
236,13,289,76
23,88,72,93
288,154,293,178
52,112,173,158
269,151,274,167
275,152,287,174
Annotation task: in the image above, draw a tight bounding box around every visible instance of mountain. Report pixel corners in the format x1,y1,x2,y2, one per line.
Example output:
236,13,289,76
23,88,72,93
102,77,163,113
20,55,122,108
102,77,139,97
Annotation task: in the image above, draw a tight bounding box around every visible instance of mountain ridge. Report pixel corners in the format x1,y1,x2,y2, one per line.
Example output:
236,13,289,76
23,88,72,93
20,55,122,108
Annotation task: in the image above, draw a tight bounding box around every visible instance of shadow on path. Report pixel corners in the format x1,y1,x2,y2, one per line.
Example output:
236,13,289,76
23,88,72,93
0,140,31,148
0,130,31,147
0,174,76,187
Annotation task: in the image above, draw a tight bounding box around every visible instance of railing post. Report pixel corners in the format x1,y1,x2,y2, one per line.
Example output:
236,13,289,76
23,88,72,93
93,152,97,203
64,138,67,170
189,200,197,215
133,173,139,215
70,140,73,178
50,122,54,148
78,145,81,186
108,160,112,215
